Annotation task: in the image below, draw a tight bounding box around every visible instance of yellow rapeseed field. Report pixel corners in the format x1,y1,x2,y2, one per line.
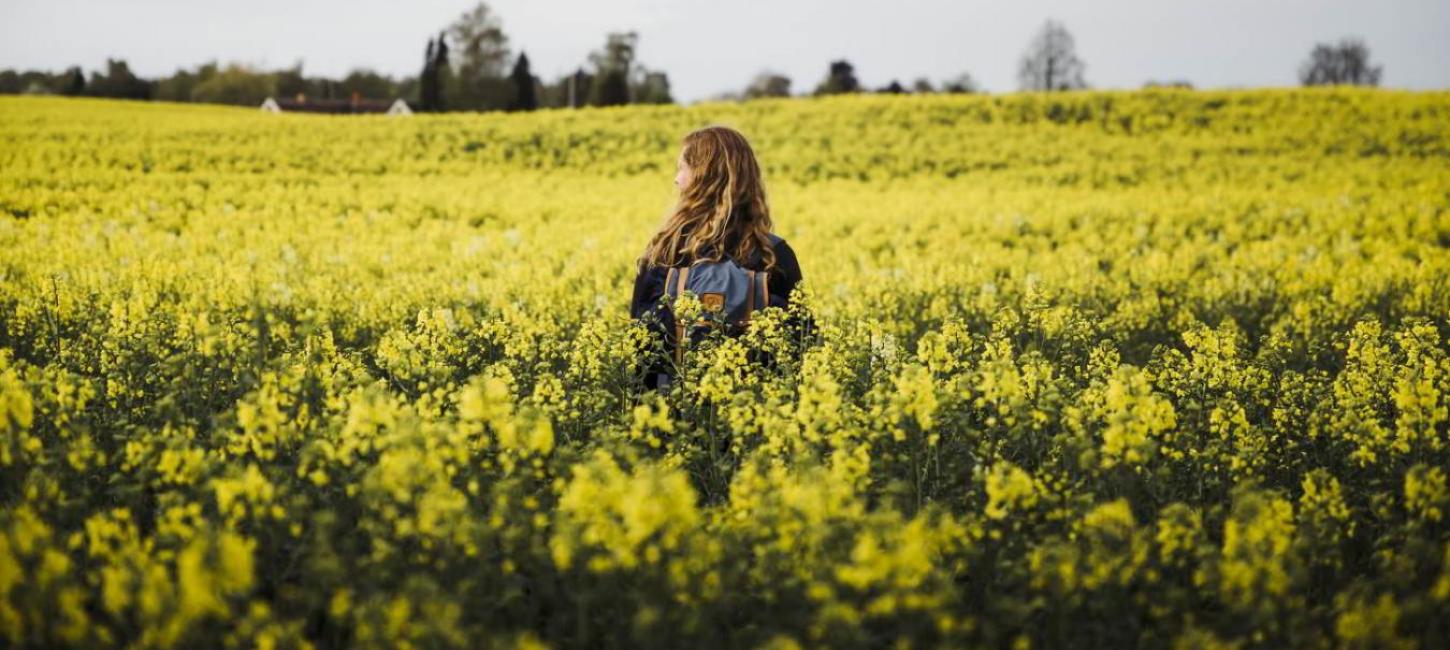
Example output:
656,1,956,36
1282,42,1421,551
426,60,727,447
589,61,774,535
1,88,1448,648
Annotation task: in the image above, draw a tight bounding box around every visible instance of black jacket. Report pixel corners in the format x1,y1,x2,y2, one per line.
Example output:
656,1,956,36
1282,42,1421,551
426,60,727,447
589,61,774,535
630,236,809,390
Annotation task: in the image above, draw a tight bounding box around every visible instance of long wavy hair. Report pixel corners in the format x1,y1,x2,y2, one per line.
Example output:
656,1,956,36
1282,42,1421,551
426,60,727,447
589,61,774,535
638,125,777,272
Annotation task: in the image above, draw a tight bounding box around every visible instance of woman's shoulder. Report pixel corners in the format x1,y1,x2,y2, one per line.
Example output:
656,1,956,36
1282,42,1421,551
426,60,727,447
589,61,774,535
768,233,797,258
640,235,792,271
767,232,794,257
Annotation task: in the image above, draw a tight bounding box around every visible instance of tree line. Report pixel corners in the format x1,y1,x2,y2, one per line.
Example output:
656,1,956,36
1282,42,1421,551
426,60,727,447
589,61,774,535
0,9,1391,111
722,21,1384,101
0,3,669,112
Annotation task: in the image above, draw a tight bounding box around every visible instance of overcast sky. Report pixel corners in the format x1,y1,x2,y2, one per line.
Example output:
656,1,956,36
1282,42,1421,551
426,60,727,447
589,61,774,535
3,0,1447,103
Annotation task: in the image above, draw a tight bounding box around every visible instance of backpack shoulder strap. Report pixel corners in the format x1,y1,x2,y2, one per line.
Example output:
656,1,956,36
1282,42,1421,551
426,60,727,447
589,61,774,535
673,265,691,365
741,270,770,328
676,265,691,295
746,270,756,322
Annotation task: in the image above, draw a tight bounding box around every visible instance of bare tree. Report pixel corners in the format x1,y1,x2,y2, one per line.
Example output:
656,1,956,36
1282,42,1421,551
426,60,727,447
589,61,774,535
1017,19,1087,91
587,31,642,106
447,2,512,110
448,2,511,78
1299,37,1382,86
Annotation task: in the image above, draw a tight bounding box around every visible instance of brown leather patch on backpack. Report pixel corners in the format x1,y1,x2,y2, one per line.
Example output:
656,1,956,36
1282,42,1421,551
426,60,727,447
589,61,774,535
700,293,725,311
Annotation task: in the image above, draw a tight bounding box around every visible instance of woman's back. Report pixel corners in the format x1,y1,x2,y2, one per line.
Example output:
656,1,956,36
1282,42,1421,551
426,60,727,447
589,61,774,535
630,233,803,320
629,124,810,391
630,234,807,392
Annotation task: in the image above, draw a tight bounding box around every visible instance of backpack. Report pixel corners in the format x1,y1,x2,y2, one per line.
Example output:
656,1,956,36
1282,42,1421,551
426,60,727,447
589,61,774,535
662,233,782,364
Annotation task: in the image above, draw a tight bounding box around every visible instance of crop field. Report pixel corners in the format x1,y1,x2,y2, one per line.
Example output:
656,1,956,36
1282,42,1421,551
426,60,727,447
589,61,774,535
1,89,1448,648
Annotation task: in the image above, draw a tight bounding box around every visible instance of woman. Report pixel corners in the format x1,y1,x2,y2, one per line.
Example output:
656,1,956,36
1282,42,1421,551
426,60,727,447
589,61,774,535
629,125,808,392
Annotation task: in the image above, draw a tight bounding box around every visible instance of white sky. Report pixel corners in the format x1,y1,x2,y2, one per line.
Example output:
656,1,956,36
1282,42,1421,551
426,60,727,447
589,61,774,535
2,0,1447,103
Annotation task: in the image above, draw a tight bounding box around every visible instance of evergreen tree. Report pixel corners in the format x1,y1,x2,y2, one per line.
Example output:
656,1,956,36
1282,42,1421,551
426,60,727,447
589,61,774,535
436,32,451,110
420,31,450,111
813,60,860,95
86,59,151,100
595,69,630,106
509,51,538,111
275,62,309,99
62,66,85,96
420,38,438,111
569,68,592,108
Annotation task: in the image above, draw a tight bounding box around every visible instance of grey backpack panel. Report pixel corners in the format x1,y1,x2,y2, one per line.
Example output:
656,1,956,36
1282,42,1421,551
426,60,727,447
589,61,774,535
661,234,782,361
664,259,769,325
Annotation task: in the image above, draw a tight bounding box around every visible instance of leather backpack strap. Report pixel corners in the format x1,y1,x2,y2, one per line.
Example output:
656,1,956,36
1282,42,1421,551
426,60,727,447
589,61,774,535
676,265,691,298
745,270,755,324
674,266,691,366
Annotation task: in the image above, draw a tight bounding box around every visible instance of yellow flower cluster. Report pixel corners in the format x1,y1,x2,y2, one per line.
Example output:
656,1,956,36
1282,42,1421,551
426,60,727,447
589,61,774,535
1,87,1448,647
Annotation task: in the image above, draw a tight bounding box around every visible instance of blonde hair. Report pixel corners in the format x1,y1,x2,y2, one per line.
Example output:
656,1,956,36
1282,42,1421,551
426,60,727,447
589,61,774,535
638,125,777,272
